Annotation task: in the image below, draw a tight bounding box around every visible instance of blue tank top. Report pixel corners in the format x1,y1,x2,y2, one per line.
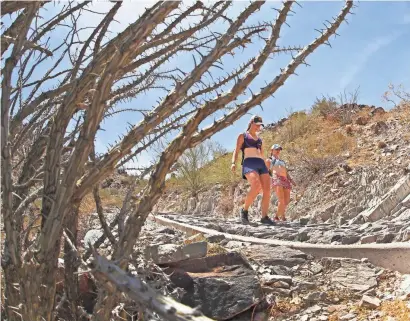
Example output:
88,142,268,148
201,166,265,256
270,156,286,169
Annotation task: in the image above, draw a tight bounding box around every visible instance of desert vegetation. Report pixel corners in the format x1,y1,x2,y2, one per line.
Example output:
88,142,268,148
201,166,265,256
1,1,357,320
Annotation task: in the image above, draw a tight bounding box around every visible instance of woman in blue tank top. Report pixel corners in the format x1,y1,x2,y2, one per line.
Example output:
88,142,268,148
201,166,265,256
231,115,275,226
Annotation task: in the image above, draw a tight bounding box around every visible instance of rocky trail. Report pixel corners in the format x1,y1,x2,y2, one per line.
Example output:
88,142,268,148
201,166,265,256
143,219,410,321
79,106,410,320
81,205,410,321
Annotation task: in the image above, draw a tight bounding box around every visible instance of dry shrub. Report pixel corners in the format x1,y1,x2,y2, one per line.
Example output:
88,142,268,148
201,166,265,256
328,315,340,321
277,111,311,143
284,131,354,185
79,188,124,216
269,298,301,318
203,153,240,186
311,95,338,117
183,233,206,245
184,233,227,256
207,243,227,256
380,300,410,321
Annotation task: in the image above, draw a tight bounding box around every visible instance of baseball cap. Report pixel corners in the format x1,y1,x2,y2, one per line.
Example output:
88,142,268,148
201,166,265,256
271,144,282,150
250,115,264,126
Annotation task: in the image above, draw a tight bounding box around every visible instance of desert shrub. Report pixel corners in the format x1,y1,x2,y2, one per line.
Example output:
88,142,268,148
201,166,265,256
202,153,241,186
276,111,311,143
337,87,360,125
284,131,354,186
310,88,360,125
176,143,211,198
311,95,339,117
174,140,235,196
79,188,124,215
383,83,410,108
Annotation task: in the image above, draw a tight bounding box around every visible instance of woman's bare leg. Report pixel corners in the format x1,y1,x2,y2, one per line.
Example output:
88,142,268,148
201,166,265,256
275,186,286,219
282,188,291,220
244,171,261,211
259,173,271,218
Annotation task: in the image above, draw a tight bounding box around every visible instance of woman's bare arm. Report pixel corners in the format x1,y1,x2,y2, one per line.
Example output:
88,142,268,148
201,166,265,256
232,134,244,164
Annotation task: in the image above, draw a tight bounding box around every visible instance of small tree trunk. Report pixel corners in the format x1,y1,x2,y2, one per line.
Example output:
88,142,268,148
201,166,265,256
2,256,22,321
64,205,81,319
18,261,59,321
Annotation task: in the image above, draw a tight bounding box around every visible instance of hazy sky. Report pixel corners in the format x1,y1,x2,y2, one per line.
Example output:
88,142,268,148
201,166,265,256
5,1,410,168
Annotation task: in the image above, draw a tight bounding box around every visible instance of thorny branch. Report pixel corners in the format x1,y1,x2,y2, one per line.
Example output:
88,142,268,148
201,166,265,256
91,253,215,321
1,1,354,320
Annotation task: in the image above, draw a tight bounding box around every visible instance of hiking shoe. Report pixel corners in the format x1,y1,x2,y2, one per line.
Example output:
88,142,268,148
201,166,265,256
240,208,250,225
260,216,276,226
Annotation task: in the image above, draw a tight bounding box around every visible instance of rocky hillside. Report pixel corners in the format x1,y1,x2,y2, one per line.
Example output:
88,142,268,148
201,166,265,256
156,102,410,228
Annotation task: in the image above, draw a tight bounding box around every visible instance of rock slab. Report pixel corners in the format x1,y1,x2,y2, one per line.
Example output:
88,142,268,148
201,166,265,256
144,242,208,264
167,252,263,320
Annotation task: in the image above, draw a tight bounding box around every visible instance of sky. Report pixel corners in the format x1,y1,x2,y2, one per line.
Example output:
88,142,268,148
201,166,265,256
95,0,410,166
4,1,410,169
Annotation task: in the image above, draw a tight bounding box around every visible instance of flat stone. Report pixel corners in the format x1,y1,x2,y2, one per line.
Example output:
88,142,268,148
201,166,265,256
359,295,381,309
243,245,307,267
272,281,290,289
340,313,357,320
376,233,396,243
261,274,292,285
296,281,316,290
327,305,347,313
304,291,327,303
271,265,292,276
306,305,322,314
360,235,378,244
341,235,360,244
261,285,291,296
144,242,207,264
330,260,377,292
